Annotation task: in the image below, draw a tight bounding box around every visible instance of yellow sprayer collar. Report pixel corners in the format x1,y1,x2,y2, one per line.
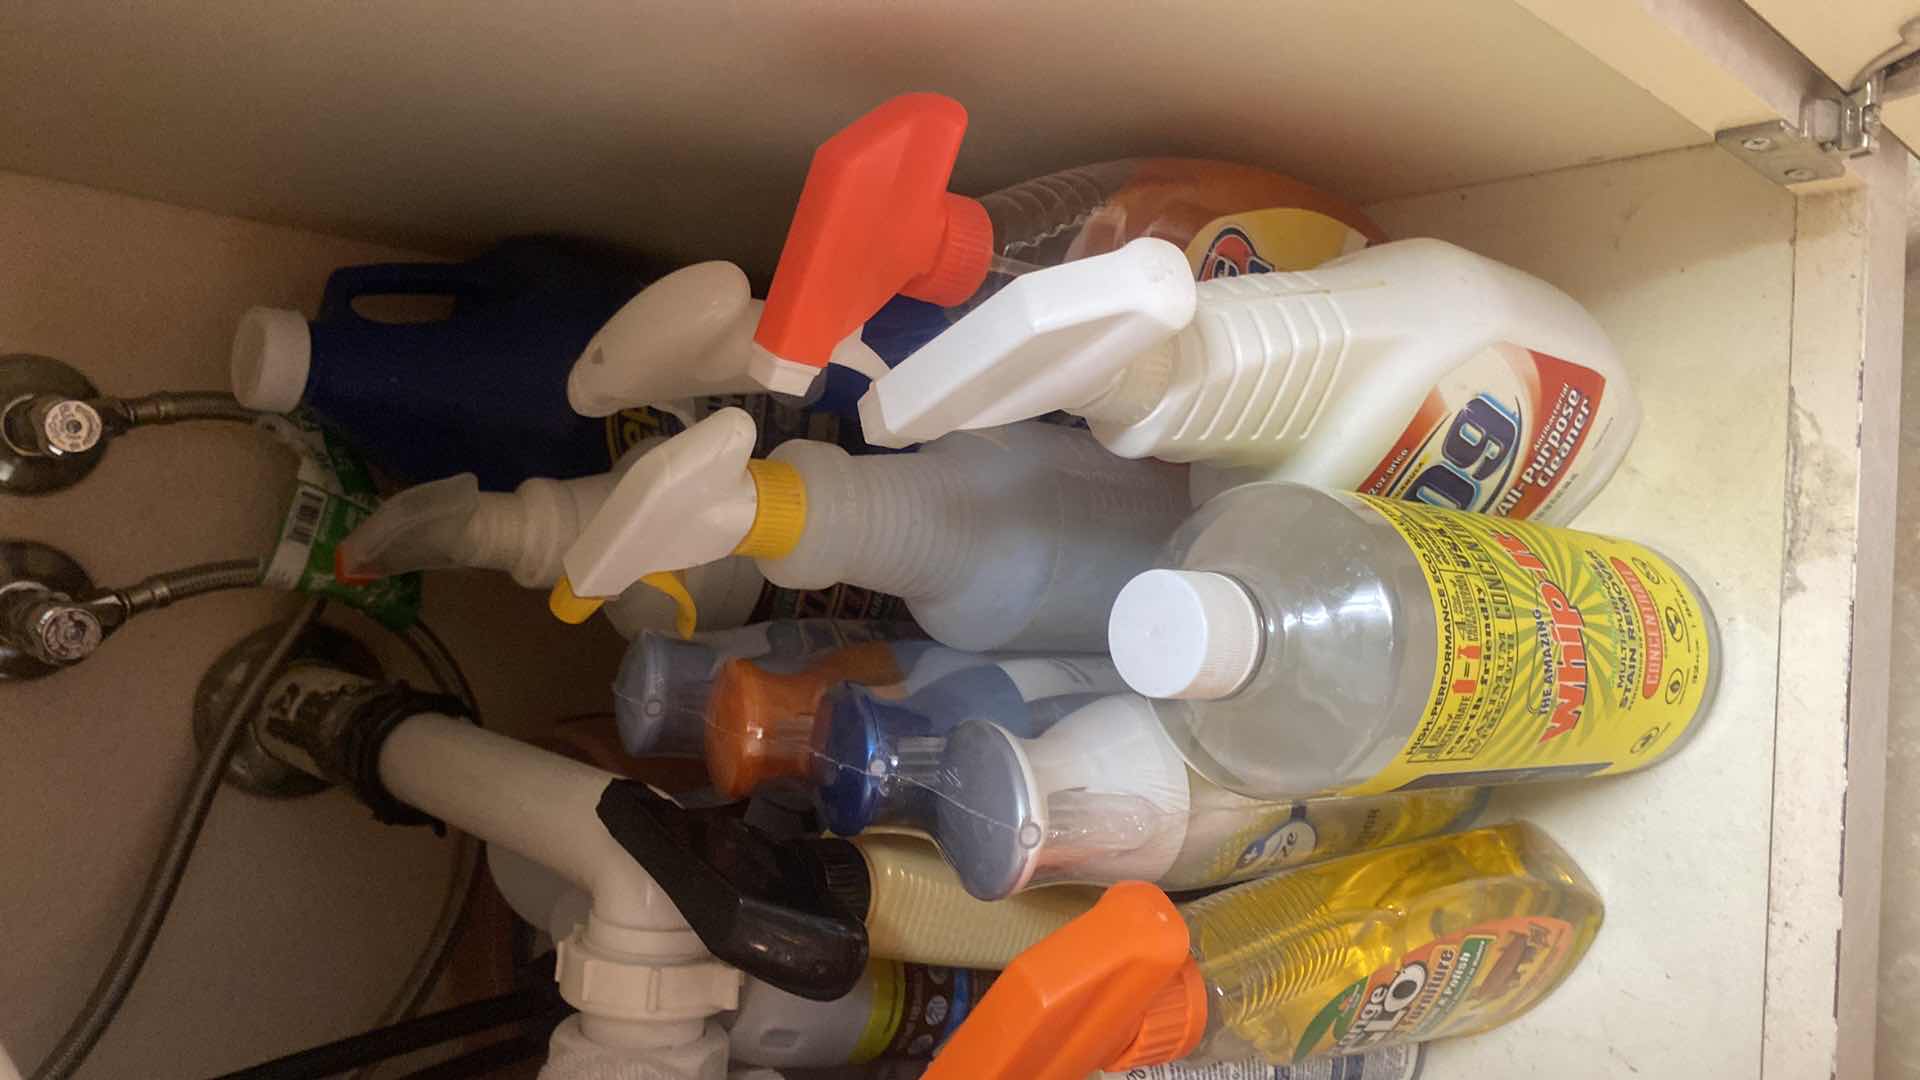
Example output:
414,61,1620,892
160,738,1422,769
548,457,806,637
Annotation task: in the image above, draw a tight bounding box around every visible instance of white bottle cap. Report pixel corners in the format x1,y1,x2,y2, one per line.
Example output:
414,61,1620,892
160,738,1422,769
230,306,312,413
1108,569,1262,700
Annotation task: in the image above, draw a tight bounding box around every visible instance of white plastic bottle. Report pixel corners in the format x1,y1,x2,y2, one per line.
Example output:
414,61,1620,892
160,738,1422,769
552,407,1190,651
858,237,1637,521
1105,482,1720,799
922,694,1484,899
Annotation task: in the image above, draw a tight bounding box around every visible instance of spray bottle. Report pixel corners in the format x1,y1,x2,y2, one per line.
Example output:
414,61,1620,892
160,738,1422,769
549,406,1188,651
735,94,1382,397
485,825,1035,1070
806,692,1484,900
857,236,1638,518
567,137,1382,421
1106,482,1719,799
333,448,912,639
331,459,766,637
488,796,1094,976
925,823,1602,1078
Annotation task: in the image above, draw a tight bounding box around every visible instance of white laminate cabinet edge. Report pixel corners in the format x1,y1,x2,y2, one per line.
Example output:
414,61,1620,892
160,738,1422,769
1769,138,1905,1080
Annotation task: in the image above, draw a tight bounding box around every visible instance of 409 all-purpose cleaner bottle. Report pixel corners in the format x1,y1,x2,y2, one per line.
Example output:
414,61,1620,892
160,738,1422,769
859,235,1636,516
1106,482,1718,799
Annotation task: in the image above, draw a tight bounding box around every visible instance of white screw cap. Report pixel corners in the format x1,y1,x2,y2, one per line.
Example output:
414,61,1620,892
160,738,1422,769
230,306,312,413
1108,568,1262,700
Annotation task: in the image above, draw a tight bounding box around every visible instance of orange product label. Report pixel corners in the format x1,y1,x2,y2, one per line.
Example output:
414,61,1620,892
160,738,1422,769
1295,916,1578,1061
1185,208,1373,281
1360,345,1607,520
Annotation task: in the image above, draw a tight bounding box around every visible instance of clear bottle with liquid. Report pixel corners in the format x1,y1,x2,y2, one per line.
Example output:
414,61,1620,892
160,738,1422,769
1107,482,1720,799
924,823,1602,1078
1182,823,1603,1062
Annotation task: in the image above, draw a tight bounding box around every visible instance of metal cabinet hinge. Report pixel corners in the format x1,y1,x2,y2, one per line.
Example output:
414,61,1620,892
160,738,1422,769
1718,16,1920,185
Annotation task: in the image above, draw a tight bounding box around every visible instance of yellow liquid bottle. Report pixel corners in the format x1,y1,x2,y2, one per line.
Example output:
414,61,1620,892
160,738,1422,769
1181,822,1602,1063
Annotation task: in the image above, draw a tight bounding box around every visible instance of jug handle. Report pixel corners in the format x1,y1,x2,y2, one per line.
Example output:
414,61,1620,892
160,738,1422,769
318,262,500,323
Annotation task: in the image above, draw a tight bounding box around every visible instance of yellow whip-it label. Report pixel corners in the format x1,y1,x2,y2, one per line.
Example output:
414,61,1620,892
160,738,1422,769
1348,496,1713,795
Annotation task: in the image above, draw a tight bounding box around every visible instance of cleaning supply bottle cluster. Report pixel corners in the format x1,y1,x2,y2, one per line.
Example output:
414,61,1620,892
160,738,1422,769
281,87,1733,1080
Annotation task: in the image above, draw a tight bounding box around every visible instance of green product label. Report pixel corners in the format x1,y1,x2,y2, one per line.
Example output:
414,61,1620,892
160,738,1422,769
261,413,421,628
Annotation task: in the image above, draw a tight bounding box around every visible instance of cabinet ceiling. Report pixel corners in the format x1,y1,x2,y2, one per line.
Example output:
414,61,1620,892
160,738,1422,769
0,1,1707,275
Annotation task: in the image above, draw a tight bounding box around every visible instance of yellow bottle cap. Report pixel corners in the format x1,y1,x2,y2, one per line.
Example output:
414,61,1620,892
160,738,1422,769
734,459,807,560
549,577,606,624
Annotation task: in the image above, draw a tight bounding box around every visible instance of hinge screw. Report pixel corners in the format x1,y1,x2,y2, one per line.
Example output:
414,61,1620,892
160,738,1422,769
1742,135,1776,152
1785,167,1818,182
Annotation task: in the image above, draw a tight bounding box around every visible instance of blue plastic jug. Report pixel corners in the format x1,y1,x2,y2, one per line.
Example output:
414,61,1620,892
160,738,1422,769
232,238,683,490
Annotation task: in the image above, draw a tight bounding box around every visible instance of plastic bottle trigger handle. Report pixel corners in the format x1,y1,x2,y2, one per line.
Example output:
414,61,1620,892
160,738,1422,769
566,261,769,423
567,261,894,421
750,93,992,395
857,238,1198,448
552,407,806,634
923,881,1206,1080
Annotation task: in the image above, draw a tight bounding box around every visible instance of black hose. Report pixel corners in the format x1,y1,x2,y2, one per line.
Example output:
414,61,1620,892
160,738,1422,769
346,617,486,1080
211,981,561,1080
389,1031,553,1080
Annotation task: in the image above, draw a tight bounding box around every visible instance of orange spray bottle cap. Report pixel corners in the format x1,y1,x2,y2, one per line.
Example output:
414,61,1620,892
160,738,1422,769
749,93,993,394
924,881,1208,1080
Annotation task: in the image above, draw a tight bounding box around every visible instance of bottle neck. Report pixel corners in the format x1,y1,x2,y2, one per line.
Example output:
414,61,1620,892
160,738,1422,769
457,491,534,578
1018,695,1192,888
1075,341,1173,428
705,660,834,800
818,690,947,835
615,634,725,758
866,734,948,829
771,444,980,603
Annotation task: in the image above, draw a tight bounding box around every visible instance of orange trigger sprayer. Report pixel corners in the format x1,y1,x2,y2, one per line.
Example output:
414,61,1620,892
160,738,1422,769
747,93,993,395
924,882,1206,1080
